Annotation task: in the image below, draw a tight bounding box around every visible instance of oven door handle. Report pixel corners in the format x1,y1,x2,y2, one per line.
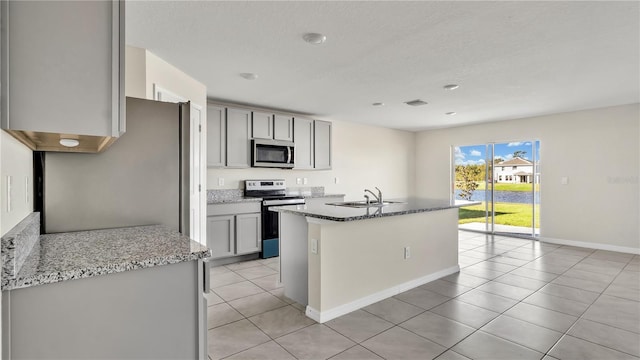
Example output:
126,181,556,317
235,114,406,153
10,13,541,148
263,199,306,206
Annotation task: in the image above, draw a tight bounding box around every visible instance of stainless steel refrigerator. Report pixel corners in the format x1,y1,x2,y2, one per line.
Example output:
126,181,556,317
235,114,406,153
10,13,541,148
42,96,190,234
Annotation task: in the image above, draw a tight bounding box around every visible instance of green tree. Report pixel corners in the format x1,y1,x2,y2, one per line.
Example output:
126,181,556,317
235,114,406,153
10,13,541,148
455,165,481,200
513,150,527,158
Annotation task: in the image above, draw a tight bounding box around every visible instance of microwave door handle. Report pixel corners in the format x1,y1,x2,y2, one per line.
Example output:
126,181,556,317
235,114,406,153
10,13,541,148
287,146,292,164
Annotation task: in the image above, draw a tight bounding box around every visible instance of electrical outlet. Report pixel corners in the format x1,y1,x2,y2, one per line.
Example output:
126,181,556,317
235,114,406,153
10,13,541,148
311,238,318,254
218,177,225,186
334,177,340,184
296,178,302,185
561,177,568,185
303,178,308,185
404,246,411,259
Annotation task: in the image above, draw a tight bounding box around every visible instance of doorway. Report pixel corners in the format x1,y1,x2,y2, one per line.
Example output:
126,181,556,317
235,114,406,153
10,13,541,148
453,141,540,237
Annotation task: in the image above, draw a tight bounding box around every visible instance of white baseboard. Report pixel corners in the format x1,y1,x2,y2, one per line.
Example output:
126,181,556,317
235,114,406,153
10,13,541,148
305,265,460,323
540,237,640,255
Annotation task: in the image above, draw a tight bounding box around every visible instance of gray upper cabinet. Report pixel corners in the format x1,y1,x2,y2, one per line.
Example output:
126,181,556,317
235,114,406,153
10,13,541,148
226,108,251,168
207,104,226,168
1,0,125,153
252,112,273,139
273,115,294,141
314,120,332,170
293,117,314,169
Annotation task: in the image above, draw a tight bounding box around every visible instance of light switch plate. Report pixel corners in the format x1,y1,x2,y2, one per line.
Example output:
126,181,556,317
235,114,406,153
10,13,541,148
561,177,568,185
311,238,318,254
303,178,308,185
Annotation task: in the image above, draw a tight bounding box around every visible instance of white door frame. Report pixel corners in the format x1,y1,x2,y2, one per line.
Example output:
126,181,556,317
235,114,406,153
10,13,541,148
153,84,206,245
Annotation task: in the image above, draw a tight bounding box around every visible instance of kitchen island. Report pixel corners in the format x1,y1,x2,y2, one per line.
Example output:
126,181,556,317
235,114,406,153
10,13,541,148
1,218,211,360
271,198,475,323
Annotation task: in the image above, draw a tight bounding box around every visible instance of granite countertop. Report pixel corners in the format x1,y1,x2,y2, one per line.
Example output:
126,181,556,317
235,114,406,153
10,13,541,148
208,197,263,204
270,198,479,222
206,193,346,204
2,225,211,291
302,193,345,199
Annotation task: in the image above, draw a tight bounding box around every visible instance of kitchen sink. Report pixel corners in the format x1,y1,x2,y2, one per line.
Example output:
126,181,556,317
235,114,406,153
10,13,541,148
328,200,407,208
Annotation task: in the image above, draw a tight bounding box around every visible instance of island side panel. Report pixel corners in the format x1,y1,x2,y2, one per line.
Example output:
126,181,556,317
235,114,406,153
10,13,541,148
3,261,200,359
312,208,458,317
279,212,309,305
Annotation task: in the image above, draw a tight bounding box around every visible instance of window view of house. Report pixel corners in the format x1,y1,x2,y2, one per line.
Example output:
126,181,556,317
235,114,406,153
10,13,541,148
454,141,540,236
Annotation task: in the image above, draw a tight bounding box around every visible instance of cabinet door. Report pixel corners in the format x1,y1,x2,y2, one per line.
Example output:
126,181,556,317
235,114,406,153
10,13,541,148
226,108,251,168
273,115,293,141
207,215,235,259
207,105,226,167
235,213,262,255
314,120,332,170
1,0,124,138
293,117,314,169
252,112,273,139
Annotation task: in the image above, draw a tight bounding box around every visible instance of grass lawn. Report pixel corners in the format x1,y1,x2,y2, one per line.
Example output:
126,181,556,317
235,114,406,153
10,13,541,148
474,181,540,192
459,202,540,228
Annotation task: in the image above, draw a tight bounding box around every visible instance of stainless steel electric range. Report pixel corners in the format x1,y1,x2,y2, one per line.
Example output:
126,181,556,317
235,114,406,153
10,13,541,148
244,180,305,258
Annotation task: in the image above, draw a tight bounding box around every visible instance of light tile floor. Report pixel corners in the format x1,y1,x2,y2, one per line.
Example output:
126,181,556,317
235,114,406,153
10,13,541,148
207,231,640,360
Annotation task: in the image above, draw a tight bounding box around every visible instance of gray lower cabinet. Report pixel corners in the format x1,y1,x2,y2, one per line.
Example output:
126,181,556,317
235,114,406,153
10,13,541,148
293,117,315,169
206,215,235,258
1,0,125,152
236,214,261,254
226,108,251,168
2,261,204,360
207,202,261,259
314,120,332,169
207,104,226,167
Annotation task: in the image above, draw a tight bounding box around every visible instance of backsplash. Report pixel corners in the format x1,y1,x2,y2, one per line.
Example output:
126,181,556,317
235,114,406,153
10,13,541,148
207,187,326,200
1,212,40,280
207,189,244,203
286,186,325,197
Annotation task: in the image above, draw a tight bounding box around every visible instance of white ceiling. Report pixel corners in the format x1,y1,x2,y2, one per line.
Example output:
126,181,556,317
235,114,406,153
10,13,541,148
126,1,639,131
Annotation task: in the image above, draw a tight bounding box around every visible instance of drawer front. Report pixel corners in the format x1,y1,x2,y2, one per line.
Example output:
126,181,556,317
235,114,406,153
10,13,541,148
207,202,261,216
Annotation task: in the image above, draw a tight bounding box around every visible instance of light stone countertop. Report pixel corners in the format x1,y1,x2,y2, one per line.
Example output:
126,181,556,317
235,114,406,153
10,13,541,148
206,193,346,204
1,225,210,291
270,198,479,222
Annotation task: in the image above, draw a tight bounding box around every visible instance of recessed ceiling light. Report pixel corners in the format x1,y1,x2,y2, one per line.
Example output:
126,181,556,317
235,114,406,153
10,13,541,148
372,102,384,106
445,112,457,116
405,99,428,106
240,73,258,80
303,33,327,45
59,138,79,147
443,84,460,90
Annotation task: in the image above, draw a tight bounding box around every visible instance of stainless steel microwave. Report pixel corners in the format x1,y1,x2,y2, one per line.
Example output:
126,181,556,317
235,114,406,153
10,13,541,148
252,139,295,168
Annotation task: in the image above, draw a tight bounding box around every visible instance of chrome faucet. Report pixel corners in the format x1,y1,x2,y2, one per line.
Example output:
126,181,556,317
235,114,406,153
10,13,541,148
364,187,383,204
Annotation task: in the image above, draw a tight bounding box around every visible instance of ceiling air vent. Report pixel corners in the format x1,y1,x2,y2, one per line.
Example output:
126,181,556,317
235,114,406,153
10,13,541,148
405,99,428,106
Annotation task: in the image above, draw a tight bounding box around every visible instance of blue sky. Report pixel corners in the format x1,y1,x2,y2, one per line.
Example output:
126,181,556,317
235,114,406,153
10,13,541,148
454,141,540,165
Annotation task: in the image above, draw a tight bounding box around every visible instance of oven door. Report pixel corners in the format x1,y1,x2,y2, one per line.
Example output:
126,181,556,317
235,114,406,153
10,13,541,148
261,198,305,258
252,139,295,168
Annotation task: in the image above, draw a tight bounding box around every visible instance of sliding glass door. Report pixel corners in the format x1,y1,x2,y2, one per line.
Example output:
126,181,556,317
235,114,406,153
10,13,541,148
453,141,540,237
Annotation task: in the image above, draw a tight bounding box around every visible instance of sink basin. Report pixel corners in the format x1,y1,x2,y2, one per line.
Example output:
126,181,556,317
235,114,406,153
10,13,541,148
328,200,406,208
